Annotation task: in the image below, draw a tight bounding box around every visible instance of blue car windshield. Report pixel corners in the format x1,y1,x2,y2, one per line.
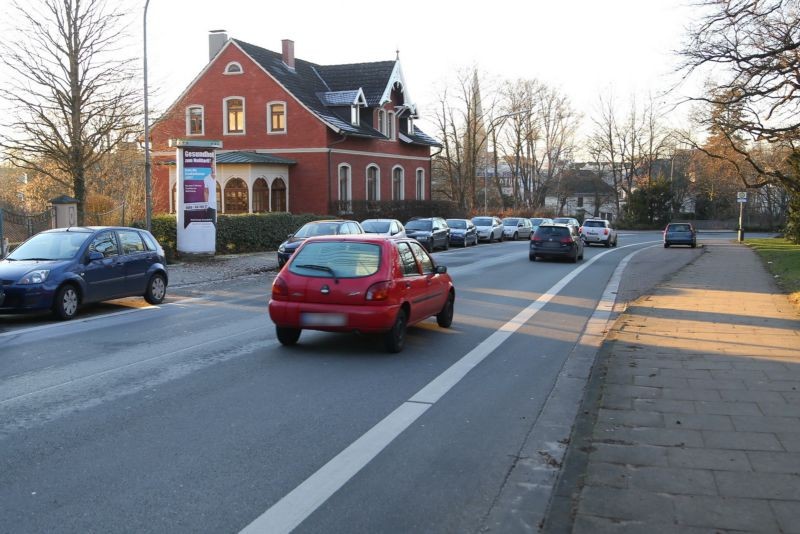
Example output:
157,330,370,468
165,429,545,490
7,231,91,261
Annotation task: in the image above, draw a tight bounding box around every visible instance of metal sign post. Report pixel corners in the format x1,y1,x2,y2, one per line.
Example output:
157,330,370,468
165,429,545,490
737,192,747,242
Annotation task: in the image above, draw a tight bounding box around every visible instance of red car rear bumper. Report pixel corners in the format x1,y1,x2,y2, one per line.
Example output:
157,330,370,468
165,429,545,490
268,299,401,333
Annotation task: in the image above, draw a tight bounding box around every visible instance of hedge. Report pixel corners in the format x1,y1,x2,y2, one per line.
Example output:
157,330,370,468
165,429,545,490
135,212,328,260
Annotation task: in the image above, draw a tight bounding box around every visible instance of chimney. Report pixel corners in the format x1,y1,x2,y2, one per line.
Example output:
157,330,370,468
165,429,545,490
209,30,227,61
282,39,295,70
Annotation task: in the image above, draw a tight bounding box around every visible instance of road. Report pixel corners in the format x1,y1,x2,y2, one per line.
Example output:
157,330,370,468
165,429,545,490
0,231,709,533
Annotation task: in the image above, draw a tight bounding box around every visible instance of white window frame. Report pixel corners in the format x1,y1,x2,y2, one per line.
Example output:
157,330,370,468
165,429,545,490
267,101,287,134
366,164,380,201
408,117,415,135
351,105,360,126
387,111,395,140
338,163,352,210
223,96,246,135
224,61,243,75
377,109,387,136
391,165,404,200
186,105,204,136
415,168,425,200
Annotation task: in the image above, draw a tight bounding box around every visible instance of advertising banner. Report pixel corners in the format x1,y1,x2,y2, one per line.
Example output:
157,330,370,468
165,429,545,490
174,140,220,255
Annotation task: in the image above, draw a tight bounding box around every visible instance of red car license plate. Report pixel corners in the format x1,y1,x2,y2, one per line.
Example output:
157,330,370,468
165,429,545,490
301,312,347,327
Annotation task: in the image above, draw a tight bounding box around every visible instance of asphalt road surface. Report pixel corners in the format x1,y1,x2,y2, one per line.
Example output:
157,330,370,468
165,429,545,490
0,231,719,533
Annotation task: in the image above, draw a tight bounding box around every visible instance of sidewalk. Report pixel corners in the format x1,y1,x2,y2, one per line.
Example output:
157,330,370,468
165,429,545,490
546,241,800,533
166,250,279,287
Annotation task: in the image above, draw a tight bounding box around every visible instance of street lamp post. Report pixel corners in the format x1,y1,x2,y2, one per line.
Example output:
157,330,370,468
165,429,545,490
143,0,153,231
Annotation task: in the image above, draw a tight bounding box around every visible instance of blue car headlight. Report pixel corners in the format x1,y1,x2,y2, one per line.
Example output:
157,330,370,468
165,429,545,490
278,244,286,253
18,269,50,285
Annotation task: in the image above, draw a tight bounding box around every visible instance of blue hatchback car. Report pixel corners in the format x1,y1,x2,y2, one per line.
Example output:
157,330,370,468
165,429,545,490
0,226,168,320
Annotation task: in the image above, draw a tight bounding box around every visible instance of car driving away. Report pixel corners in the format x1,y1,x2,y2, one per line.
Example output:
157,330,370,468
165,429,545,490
529,223,584,263
0,226,168,320
580,218,618,247
268,235,455,353
663,222,697,248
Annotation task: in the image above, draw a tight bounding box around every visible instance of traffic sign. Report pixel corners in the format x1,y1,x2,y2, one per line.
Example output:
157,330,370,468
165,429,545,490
737,192,747,203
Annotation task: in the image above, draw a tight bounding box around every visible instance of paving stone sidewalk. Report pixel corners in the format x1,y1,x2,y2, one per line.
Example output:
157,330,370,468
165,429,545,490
546,241,800,533
167,250,279,287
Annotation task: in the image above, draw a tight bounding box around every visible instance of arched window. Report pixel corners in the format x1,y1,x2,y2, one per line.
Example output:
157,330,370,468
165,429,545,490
224,62,243,74
392,166,404,200
253,178,269,213
224,178,248,214
416,169,425,200
366,165,379,201
271,178,286,212
186,105,204,135
338,164,351,212
377,109,386,135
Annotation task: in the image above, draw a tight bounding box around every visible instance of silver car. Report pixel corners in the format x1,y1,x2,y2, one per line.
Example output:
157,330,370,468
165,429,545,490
472,216,504,242
501,217,533,240
360,218,406,238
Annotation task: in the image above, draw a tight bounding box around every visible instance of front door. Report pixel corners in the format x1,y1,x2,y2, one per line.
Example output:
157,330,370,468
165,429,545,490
82,231,126,302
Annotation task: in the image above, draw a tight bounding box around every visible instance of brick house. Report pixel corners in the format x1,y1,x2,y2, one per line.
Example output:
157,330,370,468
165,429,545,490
150,31,440,216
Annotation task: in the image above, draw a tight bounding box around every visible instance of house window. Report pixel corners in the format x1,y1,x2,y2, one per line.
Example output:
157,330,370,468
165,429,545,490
224,178,248,213
187,106,204,135
392,166,404,200
387,111,395,140
408,117,414,135
338,164,351,211
224,97,245,134
224,62,243,74
377,109,386,135
351,105,360,126
253,178,269,212
366,165,379,201
268,102,286,133
577,196,584,207
271,178,287,212
416,169,425,200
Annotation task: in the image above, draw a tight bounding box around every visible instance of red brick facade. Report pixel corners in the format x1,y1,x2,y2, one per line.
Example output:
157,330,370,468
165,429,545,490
151,38,435,216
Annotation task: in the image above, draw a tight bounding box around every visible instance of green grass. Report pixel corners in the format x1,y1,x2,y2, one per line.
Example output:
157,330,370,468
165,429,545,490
746,237,800,307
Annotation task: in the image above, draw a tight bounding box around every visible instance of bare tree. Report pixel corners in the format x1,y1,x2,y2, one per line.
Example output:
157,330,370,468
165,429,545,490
0,0,141,225
678,0,800,196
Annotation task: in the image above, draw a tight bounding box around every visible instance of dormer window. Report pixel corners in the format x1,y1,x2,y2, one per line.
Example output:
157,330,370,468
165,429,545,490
408,117,414,135
224,62,243,74
351,105,360,126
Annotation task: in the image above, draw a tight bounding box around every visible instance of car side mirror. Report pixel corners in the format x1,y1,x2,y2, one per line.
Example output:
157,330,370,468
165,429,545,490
287,233,294,239
435,265,447,274
87,251,103,263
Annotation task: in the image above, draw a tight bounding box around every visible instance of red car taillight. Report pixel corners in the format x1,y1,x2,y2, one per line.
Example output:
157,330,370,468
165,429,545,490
579,226,583,234
272,277,289,299
560,236,574,244
366,280,393,301
603,228,609,235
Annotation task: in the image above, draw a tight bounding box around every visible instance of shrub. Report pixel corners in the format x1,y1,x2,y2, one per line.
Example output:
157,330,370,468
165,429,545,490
134,212,328,260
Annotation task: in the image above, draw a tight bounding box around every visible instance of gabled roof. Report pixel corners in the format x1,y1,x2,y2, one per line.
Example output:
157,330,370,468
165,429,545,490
232,39,439,147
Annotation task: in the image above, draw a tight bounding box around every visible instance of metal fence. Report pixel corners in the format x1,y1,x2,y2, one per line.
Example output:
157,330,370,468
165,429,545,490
0,207,53,258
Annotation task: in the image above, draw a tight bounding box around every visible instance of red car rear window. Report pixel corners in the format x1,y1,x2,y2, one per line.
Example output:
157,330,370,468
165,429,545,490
289,242,381,278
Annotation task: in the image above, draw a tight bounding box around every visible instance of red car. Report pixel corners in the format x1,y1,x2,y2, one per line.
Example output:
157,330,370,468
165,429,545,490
268,235,455,353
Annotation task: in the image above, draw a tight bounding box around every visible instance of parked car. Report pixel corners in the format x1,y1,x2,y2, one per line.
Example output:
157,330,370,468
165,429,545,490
552,217,581,232
360,218,406,238
446,218,478,247
269,235,455,353
278,220,364,267
501,217,533,240
0,226,168,320
529,223,584,263
663,222,697,248
529,217,553,234
580,218,618,247
404,217,450,252
472,216,504,242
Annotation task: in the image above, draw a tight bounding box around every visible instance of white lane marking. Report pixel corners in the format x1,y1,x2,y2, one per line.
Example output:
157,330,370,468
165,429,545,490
240,241,660,534
0,297,206,340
